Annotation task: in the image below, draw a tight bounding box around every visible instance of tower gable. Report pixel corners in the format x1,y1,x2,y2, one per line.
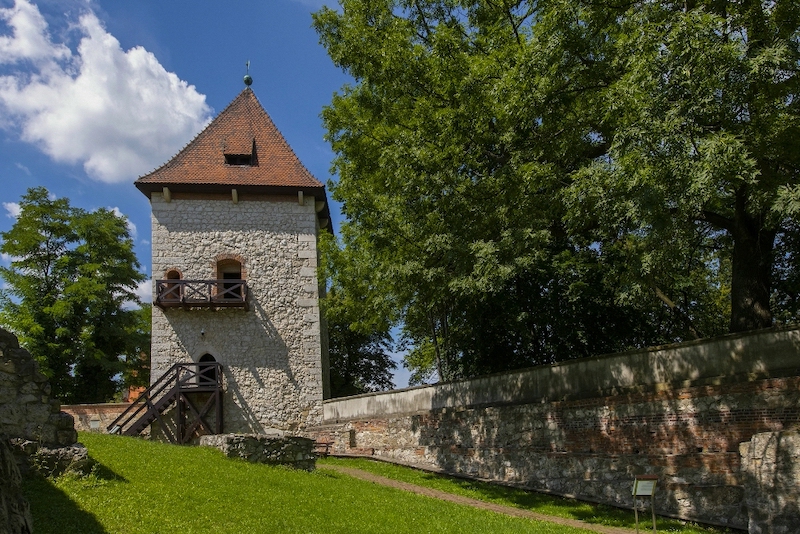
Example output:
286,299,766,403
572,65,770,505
135,88,327,201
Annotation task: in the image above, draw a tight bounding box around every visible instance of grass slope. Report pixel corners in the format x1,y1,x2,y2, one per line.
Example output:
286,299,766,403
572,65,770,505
23,433,597,534
320,457,736,534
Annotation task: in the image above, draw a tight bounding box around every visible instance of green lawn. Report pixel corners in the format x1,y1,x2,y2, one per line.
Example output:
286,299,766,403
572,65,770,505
22,433,596,534
320,457,737,534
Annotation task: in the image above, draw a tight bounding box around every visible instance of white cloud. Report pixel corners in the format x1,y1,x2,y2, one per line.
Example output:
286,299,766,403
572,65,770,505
0,0,69,64
1,252,12,264
14,162,30,175
134,279,152,304
110,206,136,238
0,0,212,183
3,201,21,218
122,279,152,310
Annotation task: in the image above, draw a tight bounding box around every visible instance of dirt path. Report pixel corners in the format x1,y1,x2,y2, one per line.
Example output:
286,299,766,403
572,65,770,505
319,464,640,534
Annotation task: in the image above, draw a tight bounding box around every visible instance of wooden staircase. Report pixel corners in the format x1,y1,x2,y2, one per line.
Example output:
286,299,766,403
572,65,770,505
108,362,223,444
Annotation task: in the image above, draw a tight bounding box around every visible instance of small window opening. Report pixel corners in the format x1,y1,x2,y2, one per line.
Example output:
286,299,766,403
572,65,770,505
164,270,182,301
224,154,252,166
217,259,243,300
198,354,217,385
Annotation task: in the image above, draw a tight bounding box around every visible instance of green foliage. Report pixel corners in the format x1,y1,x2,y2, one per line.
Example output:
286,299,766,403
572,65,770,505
320,232,396,396
23,433,596,534
121,303,151,391
313,0,799,381
0,187,147,403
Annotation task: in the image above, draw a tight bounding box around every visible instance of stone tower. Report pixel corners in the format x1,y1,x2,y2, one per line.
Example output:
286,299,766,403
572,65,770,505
135,87,330,434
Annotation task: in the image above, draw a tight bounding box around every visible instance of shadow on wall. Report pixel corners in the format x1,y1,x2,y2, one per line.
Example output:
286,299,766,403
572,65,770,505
414,326,800,530
740,430,800,533
226,296,312,432
160,292,309,434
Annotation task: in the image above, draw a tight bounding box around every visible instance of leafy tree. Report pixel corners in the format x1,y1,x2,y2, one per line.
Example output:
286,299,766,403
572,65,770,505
0,187,146,403
313,0,798,382
118,303,151,398
560,0,800,332
320,232,396,396
327,312,396,396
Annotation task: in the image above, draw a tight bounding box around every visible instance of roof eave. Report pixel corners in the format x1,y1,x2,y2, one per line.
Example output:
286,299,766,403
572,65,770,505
134,181,333,234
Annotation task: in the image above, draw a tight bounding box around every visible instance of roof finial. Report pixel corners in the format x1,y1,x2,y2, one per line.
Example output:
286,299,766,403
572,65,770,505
243,61,253,86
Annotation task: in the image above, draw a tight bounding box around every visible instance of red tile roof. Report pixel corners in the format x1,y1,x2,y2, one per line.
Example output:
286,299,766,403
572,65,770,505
135,88,325,193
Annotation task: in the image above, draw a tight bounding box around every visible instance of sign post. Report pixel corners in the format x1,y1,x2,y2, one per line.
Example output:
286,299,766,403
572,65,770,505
632,474,658,533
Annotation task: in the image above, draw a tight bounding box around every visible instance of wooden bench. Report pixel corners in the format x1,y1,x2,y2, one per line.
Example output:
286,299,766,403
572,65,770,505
314,441,334,458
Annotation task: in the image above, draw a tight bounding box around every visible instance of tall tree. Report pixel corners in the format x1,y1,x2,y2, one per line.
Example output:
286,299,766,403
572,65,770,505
320,232,396,396
561,0,800,332
313,0,798,381
121,303,151,394
0,187,146,403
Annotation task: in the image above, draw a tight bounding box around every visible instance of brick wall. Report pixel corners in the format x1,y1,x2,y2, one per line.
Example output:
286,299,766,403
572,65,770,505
311,328,800,531
61,404,130,433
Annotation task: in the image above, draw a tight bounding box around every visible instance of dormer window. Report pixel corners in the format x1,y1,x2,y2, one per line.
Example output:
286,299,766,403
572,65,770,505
225,153,252,166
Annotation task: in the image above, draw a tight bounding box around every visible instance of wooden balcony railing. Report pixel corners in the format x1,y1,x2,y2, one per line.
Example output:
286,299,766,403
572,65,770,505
155,279,248,310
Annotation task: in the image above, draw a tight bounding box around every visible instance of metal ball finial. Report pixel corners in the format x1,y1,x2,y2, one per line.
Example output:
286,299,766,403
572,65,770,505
243,60,252,86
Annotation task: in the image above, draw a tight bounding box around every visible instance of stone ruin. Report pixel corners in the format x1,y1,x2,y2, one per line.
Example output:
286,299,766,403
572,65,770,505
200,432,316,471
0,327,92,534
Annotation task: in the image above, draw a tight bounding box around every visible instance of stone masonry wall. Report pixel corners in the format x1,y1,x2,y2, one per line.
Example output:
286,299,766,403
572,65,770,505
61,404,130,432
150,193,324,433
740,431,800,534
312,328,800,530
313,373,799,530
199,432,316,471
0,438,32,534
0,328,76,447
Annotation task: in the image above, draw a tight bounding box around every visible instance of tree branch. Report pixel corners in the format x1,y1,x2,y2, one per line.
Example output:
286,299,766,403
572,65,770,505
652,285,703,339
696,210,734,232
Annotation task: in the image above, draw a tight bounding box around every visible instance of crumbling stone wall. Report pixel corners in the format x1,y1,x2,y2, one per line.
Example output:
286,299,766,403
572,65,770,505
740,431,800,534
199,432,315,471
1,327,89,532
0,329,76,447
0,439,32,534
0,327,90,481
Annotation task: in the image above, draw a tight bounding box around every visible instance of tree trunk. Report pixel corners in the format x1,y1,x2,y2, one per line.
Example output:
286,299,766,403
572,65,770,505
729,212,776,332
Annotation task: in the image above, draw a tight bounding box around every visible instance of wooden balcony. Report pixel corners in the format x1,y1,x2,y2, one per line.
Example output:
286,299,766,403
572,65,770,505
155,279,248,310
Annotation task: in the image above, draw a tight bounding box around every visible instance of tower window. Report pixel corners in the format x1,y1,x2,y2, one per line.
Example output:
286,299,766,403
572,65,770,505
163,269,182,302
224,154,252,166
216,259,243,300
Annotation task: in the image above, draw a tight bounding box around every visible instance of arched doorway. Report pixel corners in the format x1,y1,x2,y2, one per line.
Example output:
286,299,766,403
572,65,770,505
198,353,218,385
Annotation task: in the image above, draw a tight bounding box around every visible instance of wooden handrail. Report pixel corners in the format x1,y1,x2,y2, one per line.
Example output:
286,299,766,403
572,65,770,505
107,362,222,435
155,279,248,309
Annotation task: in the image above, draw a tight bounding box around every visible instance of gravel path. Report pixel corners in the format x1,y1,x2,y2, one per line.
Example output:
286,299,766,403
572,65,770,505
319,464,640,534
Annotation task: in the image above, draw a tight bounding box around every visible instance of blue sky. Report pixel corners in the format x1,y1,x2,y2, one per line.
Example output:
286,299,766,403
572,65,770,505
0,0,413,387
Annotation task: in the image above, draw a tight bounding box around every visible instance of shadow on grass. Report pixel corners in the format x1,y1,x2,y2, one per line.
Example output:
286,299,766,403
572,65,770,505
407,470,731,533
89,460,128,483
22,475,108,534
20,460,126,534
